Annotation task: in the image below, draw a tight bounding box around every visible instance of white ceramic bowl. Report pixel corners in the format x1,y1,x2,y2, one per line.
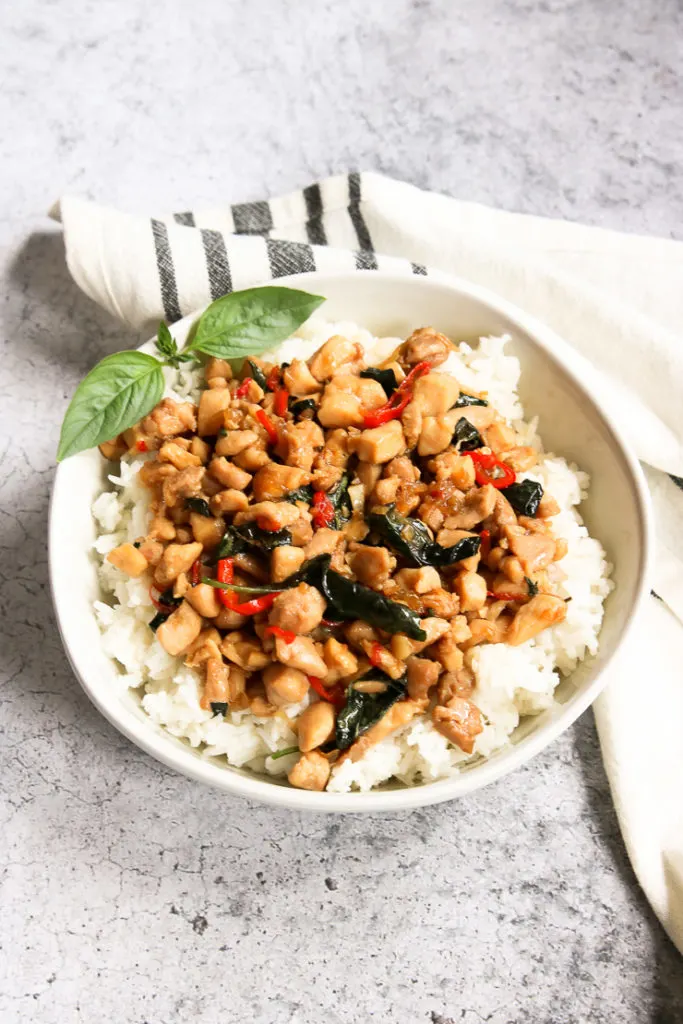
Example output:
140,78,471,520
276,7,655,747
49,271,651,812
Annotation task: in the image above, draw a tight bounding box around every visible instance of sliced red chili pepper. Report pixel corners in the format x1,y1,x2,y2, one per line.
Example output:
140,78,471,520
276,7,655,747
469,450,516,489
487,590,524,602
220,589,280,615
136,440,148,452
265,625,296,644
190,560,201,586
479,528,491,560
236,378,252,398
217,557,234,585
265,366,281,392
255,408,279,445
321,617,344,628
274,387,289,418
307,675,346,708
360,360,431,428
149,587,174,612
369,641,385,667
311,490,335,529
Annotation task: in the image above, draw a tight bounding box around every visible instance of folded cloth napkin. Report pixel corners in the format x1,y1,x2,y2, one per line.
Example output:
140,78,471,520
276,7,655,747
50,172,683,952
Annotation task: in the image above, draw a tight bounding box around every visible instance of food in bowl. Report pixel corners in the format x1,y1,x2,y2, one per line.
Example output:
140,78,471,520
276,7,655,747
85,296,612,793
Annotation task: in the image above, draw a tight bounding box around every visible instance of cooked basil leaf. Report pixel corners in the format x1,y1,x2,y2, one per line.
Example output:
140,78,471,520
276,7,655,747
321,569,426,640
454,392,488,408
452,416,483,452
187,286,325,360
502,480,544,516
360,367,398,398
186,497,212,517
328,473,352,529
210,702,228,716
215,530,247,561
149,611,169,632
244,359,268,390
157,588,182,608
234,521,293,551
280,553,331,590
289,397,317,418
269,745,300,761
524,576,539,596
335,672,407,750
366,505,481,567
57,351,164,461
284,484,314,504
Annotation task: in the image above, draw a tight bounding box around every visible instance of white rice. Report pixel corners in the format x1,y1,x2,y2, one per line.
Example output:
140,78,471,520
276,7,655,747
92,319,613,792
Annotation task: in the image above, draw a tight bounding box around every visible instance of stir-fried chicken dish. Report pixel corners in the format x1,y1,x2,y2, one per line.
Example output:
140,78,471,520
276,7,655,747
103,327,569,791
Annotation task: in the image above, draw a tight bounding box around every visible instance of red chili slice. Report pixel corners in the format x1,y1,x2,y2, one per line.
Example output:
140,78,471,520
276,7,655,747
307,675,346,708
361,360,431,428
469,450,516,489
487,590,524,602
264,625,296,644
479,528,491,560
190,560,201,586
274,387,289,418
236,378,252,398
255,408,279,445
136,440,148,452
265,366,281,392
311,490,335,529
369,642,385,667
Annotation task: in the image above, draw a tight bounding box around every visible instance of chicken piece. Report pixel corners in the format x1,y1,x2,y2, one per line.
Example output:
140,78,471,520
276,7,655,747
189,513,224,551
537,495,561,518
142,398,197,439
412,372,461,416
283,358,324,396
308,335,365,381
148,516,176,542
406,657,441,700
389,617,450,660
106,542,148,577
154,541,203,588
432,697,483,754
247,679,277,717
461,618,497,650
316,390,365,429
323,638,359,684
356,462,382,495
507,594,567,646
401,402,423,449
437,666,475,703
197,389,233,436
234,501,301,531
429,618,468,672
185,582,221,619
226,665,249,711
214,429,259,457
251,463,311,502
422,588,460,618
342,700,425,763
205,357,232,381
304,529,343,559
208,457,251,491
232,446,271,472
184,628,222,668
343,620,381,652
207,377,228,390
347,545,396,586
443,484,497,531
393,567,441,595
274,635,327,677
372,476,400,505
262,664,310,707
489,574,532,601
384,456,418,482
428,451,476,489
328,374,386,406
173,571,190,598
349,419,405,464
492,490,518,530
214,607,248,631
417,411,462,457
288,751,331,791
136,538,163,568
158,441,202,470
507,531,556,574
456,405,496,431
269,583,326,635
279,419,324,471
553,537,568,561
290,516,314,547
297,702,336,752
454,571,487,612
499,446,538,472
161,466,206,508
200,657,231,711
435,529,481,572
99,436,127,460
156,600,203,656
220,635,271,671
271,545,306,583
360,640,405,680
188,437,209,463
403,327,452,367
311,429,350,492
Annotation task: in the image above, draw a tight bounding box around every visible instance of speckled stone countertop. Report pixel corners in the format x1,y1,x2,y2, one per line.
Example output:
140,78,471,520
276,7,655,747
2,2,683,1022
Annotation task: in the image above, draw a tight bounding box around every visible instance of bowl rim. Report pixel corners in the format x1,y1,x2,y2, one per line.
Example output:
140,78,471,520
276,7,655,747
49,268,652,813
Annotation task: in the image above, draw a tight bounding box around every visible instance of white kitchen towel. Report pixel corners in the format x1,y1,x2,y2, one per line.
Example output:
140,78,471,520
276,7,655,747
50,171,683,952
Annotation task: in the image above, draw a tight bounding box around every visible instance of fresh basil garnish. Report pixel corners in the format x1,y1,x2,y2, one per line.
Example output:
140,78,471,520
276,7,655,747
335,672,407,750
452,416,483,452
57,351,164,462
360,367,398,398
501,480,544,517
186,286,325,360
186,497,212,517
155,322,195,368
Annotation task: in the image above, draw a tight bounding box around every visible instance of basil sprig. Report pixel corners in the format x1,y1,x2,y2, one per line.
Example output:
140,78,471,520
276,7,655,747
57,286,325,461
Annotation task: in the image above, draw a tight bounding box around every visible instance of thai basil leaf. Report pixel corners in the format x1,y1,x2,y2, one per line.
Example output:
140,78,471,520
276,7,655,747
155,322,179,363
244,358,268,390
452,416,483,453
525,576,539,596
328,473,352,529
501,480,544,516
210,702,228,716
57,351,164,461
186,497,212,517
366,505,481,567
321,569,427,640
289,397,317,418
360,367,398,398
149,611,169,632
234,521,293,551
335,672,407,750
214,529,248,561
454,392,488,408
281,554,332,590
186,286,325,360
284,484,315,504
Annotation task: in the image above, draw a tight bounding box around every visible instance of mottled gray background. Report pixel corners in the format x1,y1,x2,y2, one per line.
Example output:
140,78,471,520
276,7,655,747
1,1,682,1022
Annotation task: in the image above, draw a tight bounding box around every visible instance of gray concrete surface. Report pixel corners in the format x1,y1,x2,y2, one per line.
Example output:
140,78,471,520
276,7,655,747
1,1,683,1021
